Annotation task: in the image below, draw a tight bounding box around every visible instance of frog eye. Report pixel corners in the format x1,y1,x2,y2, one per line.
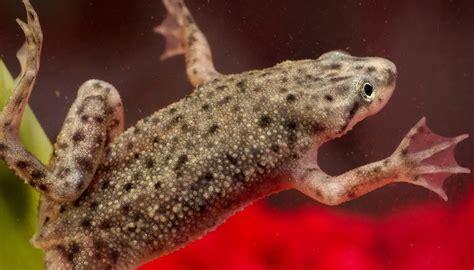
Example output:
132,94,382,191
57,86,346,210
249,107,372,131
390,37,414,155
360,82,374,102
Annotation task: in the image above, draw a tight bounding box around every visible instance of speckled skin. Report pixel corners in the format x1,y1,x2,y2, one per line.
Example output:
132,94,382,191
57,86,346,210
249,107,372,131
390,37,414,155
0,1,469,269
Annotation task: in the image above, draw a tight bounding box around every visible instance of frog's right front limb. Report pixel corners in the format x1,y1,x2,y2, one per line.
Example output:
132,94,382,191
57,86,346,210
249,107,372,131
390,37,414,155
292,118,469,205
0,0,124,202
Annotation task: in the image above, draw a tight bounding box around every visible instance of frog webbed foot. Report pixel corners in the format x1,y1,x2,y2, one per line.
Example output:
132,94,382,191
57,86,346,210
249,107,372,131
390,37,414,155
393,117,470,200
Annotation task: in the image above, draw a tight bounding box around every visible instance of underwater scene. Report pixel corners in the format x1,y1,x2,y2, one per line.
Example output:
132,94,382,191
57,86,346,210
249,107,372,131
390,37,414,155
0,0,472,269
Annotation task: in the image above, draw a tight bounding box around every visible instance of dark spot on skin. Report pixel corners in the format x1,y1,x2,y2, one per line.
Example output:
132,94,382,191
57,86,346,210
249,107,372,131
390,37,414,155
101,180,110,190
354,65,363,70
217,96,232,106
385,68,396,85
401,148,408,155
31,170,45,180
58,142,69,150
145,157,155,168
174,154,188,171
76,157,94,173
226,153,238,165
286,94,297,103
154,181,162,190
0,143,7,151
124,183,133,192
171,115,184,125
310,122,325,134
383,159,391,166
28,10,36,20
324,95,334,102
72,131,85,144
232,172,245,182
111,250,120,263
153,136,160,144
133,153,140,159
55,244,68,260
208,124,219,134
3,120,11,128
90,201,98,210
109,119,120,128
325,72,337,78
185,15,194,24
59,205,66,213
258,115,272,128
330,76,350,82
121,204,130,214
81,219,91,228
216,85,227,91
236,80,247,92
133,127,141,134
95,135,104,145
126,142,134,150
349,101,360,118
330,63,341,69
169,108,177,114
347,190,356,199
367,66,376,73
38,184,49,191
271,144,280,152
94,116,104,123
16,160,29,169
187,34,197,45
285,120,298,131
201,104,210,111
127,226,136,233
373,166,382,173
192,68,198,75
99,220,112,230
279,87,288,93
285,120,298,144
67,242,80,261
14,95,24,106
44,216,50,224
232,105,240,113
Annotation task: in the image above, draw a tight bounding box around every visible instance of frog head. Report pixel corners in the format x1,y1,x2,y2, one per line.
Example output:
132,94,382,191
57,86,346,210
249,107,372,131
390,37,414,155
307,50,397,140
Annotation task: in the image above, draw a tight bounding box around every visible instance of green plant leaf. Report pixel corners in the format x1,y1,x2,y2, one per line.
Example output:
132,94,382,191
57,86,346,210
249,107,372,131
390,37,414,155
0,59,52,269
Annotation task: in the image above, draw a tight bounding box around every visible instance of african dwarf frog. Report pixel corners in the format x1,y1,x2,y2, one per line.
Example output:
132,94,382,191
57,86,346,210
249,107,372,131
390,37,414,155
0,0,469,269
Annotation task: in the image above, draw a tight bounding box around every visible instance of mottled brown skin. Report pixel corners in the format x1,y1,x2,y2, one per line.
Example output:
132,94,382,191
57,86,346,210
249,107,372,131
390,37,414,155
36,56,396,269
0,1,469,269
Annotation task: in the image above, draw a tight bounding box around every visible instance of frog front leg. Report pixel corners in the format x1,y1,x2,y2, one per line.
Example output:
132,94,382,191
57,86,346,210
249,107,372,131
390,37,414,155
292,118,470,205
155,0,221,86
0,0,124,202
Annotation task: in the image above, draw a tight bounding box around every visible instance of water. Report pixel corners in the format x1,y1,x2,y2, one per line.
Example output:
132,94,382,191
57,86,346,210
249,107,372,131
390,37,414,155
0,0,472,269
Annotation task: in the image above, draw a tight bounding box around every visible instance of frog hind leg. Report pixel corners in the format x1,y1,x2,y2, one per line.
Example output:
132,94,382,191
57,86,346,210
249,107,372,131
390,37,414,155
155,0,221,87
0,0,124,203
392,117,469,200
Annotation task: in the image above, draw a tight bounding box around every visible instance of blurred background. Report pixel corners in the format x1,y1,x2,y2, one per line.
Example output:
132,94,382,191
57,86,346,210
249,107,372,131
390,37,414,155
0,0,473,269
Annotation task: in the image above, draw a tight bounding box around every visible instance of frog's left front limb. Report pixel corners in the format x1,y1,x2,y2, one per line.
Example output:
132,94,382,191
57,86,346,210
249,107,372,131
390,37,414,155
155,0,221,87
0,0,124,202
292,118,470,205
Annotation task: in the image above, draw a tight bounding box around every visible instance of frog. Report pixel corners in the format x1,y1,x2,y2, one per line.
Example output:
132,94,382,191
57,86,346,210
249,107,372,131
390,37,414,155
0,0,469,269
